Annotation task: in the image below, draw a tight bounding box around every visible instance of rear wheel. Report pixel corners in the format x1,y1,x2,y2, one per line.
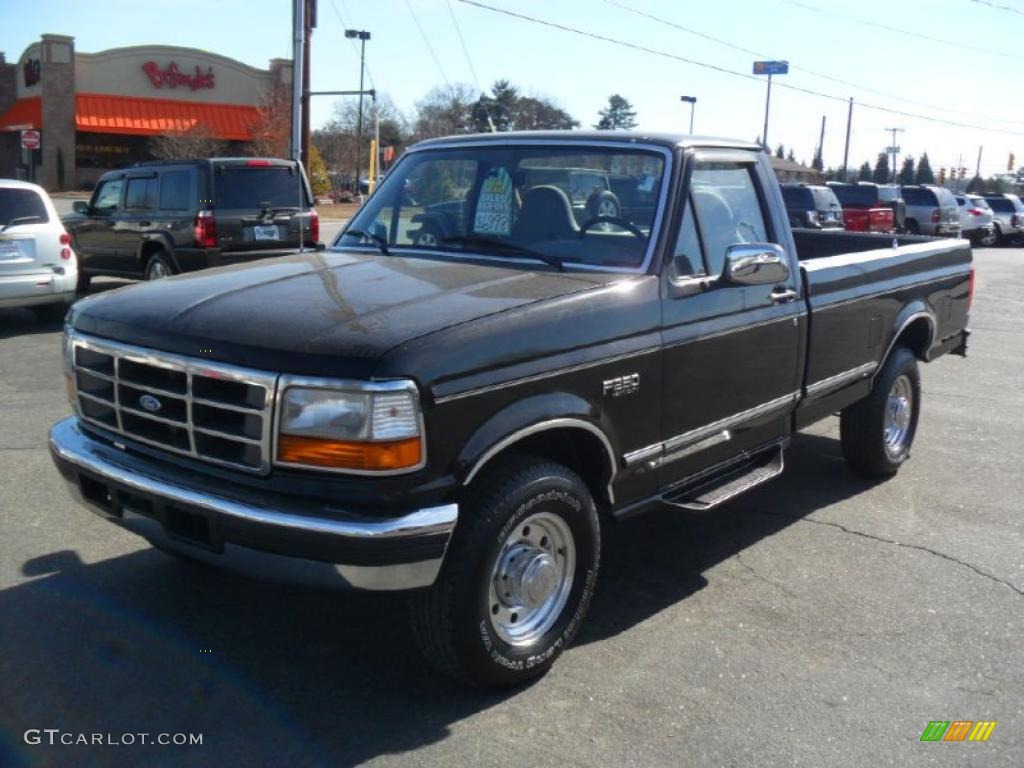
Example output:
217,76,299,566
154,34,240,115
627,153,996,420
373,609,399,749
840,346,920,477
409,457,600,688
906,220,920,235
144,252,175,280
76,271,91,293
991,224,1004,246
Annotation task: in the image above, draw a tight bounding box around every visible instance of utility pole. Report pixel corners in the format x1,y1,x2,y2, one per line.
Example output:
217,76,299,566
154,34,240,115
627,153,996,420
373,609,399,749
291,0,305,252
680,95,697,134
842,97,853,181
300,0,315,171
884,127,904,184
975,145,983,181
817,114,826,170
345,29,371,195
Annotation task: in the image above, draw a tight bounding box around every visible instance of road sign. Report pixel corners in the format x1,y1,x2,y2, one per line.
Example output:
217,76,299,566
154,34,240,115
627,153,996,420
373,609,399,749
753,60,789,76
886,145,901,154
20,130,40,150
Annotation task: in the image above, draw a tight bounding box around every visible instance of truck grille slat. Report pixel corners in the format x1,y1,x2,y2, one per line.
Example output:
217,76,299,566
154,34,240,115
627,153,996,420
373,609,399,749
71,334,277,474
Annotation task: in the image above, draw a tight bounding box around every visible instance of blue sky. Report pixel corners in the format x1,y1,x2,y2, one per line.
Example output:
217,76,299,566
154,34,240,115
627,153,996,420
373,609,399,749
3,0,1022,175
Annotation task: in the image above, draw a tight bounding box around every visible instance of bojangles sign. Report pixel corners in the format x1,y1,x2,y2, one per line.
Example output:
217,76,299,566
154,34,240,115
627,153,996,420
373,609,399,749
142,61,215,91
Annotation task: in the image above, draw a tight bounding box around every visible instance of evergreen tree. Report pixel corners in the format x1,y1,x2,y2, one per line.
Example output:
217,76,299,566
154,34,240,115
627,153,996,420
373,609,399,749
811,148,824,172
594,94,637,130
858,161,873,182
872,153,890,184
898,156,916,185
915,153,935,184
786,148,796,162
775,143,785,159
965,175,982,194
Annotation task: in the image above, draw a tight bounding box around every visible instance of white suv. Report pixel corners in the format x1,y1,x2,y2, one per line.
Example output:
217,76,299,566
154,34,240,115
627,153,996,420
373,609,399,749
956,194,996,246
0,180,78,321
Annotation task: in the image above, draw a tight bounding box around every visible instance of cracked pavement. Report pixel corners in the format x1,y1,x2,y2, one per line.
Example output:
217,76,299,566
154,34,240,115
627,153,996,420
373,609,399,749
1,250,1022,767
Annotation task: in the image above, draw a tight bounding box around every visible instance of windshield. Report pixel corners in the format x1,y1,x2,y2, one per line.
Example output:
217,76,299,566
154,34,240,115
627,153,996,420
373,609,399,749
337,144,668,270
830,184,876,207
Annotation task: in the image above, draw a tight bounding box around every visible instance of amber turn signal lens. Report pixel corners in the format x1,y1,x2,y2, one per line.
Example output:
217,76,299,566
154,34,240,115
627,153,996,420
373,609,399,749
277,435,422,471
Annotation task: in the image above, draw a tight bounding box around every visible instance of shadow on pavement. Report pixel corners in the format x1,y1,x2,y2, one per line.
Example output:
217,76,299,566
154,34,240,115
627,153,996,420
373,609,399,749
0,432,878,767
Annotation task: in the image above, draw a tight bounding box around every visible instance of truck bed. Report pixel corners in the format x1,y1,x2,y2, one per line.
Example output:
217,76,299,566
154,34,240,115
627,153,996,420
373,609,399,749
792,228,972,427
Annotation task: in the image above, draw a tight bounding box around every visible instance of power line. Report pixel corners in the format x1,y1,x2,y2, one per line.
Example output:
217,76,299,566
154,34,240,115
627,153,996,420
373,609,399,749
405,0,452,88
447,0,484,92
784,0,1024,62
457,0,1024,137
603,0,1024,127
968,0,1024,17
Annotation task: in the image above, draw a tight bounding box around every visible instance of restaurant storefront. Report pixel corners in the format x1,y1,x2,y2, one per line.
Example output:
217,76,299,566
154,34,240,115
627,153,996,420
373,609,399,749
0,35,293,190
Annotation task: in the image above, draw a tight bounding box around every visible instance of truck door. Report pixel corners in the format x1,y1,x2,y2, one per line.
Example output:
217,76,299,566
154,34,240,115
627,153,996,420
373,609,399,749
656,150,804,489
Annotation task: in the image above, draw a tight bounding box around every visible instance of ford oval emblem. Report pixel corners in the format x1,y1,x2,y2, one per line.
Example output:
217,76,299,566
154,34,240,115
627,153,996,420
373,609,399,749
138,394,162,413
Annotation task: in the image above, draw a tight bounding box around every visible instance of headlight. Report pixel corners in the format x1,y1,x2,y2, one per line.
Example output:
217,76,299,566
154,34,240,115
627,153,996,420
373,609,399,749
276,380,424,473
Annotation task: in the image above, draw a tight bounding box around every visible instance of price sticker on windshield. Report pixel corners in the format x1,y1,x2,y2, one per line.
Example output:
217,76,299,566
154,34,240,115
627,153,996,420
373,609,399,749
473,167,514,236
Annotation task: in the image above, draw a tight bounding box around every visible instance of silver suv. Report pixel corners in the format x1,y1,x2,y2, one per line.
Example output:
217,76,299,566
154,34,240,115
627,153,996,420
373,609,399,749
982,194,1024,245
899,185,961,237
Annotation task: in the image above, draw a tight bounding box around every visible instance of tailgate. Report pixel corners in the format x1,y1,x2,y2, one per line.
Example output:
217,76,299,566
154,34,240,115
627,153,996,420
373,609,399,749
867,207,894,232
212,162,313,252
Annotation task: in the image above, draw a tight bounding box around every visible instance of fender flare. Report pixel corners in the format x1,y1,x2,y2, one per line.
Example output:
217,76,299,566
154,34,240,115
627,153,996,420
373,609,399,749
877,303,936,374
136,235,180,273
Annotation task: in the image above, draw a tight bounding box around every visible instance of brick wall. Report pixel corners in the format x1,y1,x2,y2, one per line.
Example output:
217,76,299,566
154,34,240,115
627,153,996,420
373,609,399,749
0,54,18,178
39,34,76,190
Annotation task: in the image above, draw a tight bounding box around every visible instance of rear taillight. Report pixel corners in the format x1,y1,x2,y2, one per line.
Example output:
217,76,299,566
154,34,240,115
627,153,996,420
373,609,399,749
931,209,941,224
308,209,319,242
1012,213,1021,227
193,210,217,248
59,231,72,260
969,208,985,216
968,263,975,311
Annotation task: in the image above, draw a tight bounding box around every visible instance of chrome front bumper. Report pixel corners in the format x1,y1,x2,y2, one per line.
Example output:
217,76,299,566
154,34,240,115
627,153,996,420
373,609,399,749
49,417,458,591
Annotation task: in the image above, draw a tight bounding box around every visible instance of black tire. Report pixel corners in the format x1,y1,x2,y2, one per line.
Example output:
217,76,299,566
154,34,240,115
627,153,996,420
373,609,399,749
906,219,920,235
409,456,601,688
585,190,620,221
144,251,175,280
35,302,69,323
76,270,91,293
840,346,921,477
991,224,1003,247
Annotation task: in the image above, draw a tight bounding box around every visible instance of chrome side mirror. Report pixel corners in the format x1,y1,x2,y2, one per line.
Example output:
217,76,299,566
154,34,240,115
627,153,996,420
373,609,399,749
723,243,790,286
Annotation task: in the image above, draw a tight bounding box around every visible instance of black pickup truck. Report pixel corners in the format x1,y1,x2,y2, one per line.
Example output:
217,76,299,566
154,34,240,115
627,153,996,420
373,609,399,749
50,132,972,688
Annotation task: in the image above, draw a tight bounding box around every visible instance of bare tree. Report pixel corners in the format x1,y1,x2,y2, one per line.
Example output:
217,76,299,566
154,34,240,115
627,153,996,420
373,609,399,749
413,84,478,140
247,84,291,158
149,124,227,161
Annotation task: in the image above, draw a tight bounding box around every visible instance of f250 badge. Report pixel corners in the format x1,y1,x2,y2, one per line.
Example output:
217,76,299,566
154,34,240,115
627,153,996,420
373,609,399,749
603,373,640,398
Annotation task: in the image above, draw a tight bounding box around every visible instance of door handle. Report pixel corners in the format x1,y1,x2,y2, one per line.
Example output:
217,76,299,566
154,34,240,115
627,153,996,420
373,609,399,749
770,288,798,304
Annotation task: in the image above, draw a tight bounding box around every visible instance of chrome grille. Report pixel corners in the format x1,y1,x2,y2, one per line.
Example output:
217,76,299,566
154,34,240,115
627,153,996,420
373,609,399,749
70,332,278,474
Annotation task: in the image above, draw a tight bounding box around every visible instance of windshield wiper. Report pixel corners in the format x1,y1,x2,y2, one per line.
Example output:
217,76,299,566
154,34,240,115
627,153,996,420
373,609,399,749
439,236,564,272
342,229,389,256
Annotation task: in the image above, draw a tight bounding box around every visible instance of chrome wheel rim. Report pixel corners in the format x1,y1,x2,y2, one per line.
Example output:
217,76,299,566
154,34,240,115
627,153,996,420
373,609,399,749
884,375,913,456
488,511,575,647
147,260,169,279
416,231,438,246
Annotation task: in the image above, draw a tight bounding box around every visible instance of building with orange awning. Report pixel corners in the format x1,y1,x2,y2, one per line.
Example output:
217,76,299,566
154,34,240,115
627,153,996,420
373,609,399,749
0,35,293,190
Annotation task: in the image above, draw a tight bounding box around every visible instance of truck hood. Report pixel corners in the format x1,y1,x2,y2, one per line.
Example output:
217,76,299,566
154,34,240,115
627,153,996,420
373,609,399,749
68,250,610,378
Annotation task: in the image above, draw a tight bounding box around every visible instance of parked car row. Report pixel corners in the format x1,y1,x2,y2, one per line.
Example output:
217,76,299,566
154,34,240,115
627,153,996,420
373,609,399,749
781,179,1023,246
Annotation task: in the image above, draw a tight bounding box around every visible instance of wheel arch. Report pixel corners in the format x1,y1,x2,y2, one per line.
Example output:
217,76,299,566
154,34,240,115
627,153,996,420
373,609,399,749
456,394,619,509
879,306,936,371
137,237,179,273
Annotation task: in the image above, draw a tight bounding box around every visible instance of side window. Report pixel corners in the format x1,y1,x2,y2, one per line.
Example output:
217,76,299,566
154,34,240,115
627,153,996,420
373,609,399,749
92,179,124,212
690,162,769,277
671,196,704,278
159,171,191,210
124,178,156,210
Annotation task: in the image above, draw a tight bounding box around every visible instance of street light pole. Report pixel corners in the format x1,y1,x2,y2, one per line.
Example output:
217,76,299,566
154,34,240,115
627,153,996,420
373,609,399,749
762,74,772,149
884,126,904,184
345,29,371,196
680,95,697,134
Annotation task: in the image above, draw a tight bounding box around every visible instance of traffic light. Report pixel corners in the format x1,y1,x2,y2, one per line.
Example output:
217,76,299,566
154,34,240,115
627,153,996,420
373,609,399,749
938,167,946,184
959,166,966,180
1009,153,1016,171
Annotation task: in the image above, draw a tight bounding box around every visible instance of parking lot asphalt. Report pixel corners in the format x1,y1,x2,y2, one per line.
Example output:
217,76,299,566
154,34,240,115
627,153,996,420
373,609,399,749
1,248,1021,768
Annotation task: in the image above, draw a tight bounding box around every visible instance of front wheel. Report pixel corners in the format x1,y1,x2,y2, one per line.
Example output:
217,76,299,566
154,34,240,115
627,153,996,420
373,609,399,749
409,457,600,688
840,346,921,477
144,252,174,280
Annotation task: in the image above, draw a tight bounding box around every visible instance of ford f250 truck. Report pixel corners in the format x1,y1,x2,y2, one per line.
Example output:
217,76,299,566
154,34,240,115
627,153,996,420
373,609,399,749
50,132,972,688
